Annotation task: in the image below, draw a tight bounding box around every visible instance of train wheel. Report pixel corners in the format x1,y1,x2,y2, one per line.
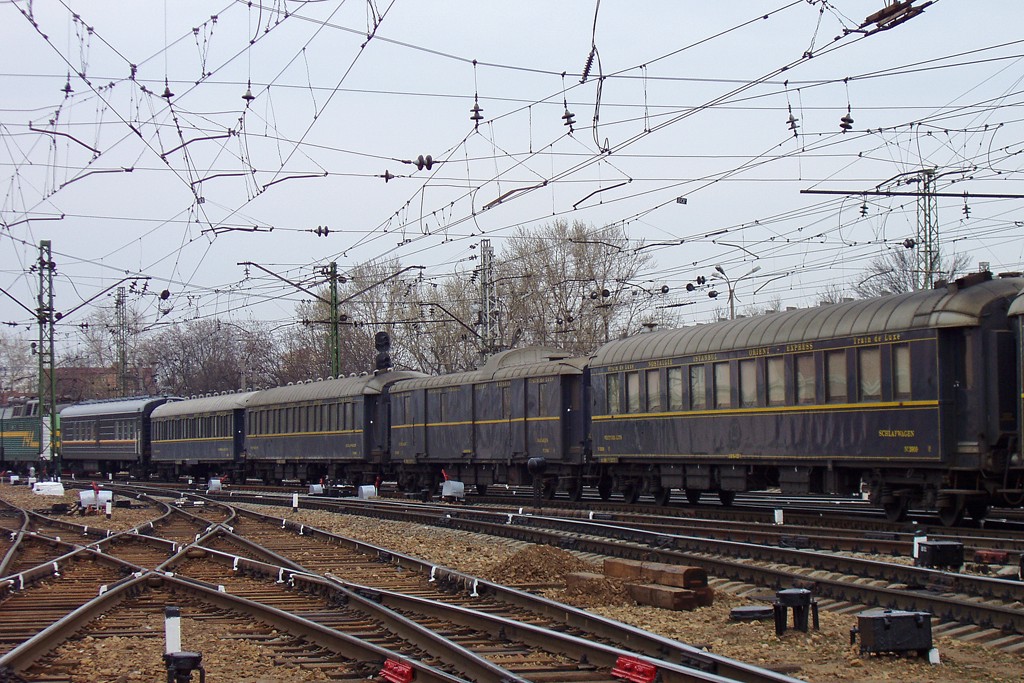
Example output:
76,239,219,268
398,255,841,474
966,500,989,523
685,489,702,505
653,487,671,506
882,498,908,522
938,496,965,527
598,479,613,501
566,480,584,502
717,490,736,507
622,483,641,504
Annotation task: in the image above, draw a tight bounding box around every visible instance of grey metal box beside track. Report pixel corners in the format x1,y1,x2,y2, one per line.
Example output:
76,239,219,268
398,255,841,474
915,540,964,568
852,609,932,655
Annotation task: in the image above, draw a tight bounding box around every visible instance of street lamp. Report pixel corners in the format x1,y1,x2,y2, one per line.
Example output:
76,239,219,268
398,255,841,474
710,265,761,320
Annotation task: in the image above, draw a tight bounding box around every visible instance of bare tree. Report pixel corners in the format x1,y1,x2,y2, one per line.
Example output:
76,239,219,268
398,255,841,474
404,275,481,374
854,247,971,298
0,330,34,397
815,283,850,306
493,220,676,355
138,319,279,396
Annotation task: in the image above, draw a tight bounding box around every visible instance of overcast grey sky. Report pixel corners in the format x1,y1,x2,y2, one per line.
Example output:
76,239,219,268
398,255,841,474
2,1,1023,348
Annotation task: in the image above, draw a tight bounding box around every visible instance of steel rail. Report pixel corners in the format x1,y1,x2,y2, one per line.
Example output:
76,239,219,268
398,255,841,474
216,492,1024,633
0,569,472,683
220,504,805,683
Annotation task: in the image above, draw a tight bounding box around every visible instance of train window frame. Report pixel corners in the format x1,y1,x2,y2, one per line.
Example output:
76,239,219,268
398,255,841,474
689,364,706,410
713,362,731,409
533,380,550,416
501,385,511,419
825,349,847,403
739,359,757,408
667,367,684,411
795,353,815,405
766,356,785,406
606,374,621,414
893,343,912,399
858,346,883,402
646,369,662,412
625,371,641,413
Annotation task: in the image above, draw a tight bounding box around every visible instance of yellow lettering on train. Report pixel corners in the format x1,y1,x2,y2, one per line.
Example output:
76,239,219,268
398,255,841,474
878,429,915,438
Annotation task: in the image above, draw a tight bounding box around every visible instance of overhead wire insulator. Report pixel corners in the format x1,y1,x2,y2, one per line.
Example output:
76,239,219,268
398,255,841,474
903,238,916,249
787,113,799,134
161,79,174,100
580,47,596,84
860,202,869,217
62,77,73,96
314,225,330,237
562,107,576,130
470,97,484,129
242,80,255,103
840,113,854,132
416,154,433,171
382,170,394,183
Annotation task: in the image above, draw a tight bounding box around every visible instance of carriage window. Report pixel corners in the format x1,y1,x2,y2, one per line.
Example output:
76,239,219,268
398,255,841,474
739,359,757,408
826,350,847,403
714,362,731,409
766,357,785,405
534,381,550,415
795,354,815,404
606,374,621,414
859,347,882,401
626,372,641,413
501,386,511,418
893,344,911,399
646,369,662,412
668,368,684,410
690,365,706,410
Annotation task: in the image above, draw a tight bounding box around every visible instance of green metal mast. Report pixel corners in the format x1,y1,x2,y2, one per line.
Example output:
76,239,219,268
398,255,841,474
37,240,58,478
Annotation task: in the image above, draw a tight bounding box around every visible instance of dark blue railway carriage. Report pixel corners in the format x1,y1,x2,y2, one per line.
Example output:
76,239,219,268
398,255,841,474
242,371,424,485
60,396,177,477
150,391,257,481
590,272,1024,523
388,348,590,498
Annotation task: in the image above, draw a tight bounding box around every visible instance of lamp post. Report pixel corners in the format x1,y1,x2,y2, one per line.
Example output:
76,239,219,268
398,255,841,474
710,265,761,320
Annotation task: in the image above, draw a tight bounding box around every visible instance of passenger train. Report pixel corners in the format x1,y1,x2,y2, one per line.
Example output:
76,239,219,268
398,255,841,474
51,270,1024,525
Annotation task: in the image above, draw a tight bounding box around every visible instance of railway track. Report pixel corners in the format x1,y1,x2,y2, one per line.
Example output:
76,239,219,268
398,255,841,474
204,490,1024,643
201,506,800,683
1,490,802,682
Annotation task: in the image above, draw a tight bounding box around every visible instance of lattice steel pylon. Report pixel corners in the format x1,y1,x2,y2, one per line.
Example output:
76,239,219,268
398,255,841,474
36,240,58,475
478,239,497,362
915,168,939,290
115,286,130,395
